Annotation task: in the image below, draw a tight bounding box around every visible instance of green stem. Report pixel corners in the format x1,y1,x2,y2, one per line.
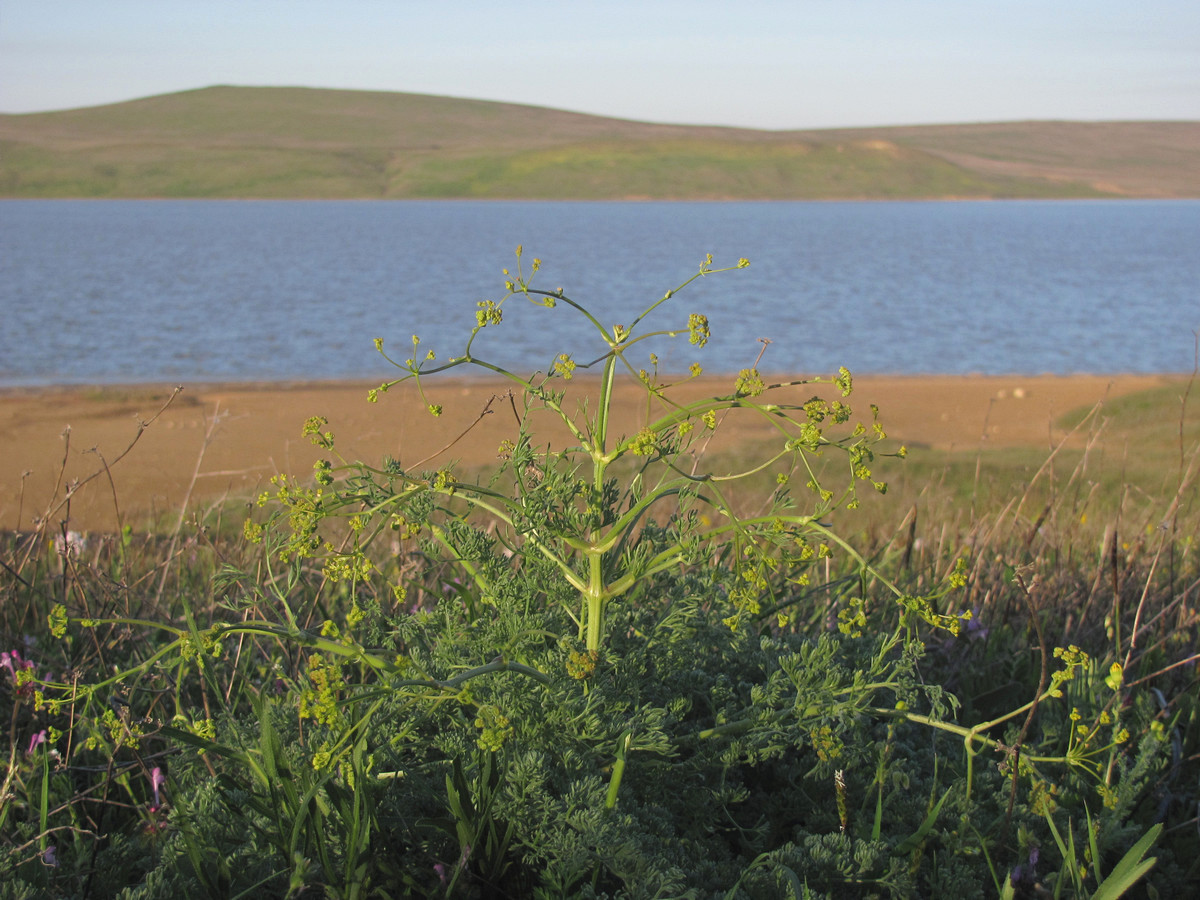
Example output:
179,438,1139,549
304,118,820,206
579,354,619,650
605,731,632,810
594,354,617,466
585,551,605,652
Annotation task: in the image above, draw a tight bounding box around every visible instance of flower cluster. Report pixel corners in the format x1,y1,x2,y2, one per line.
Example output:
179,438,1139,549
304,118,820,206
302,415,335,449
298,651,346,728
628,428,659,457
566,649,599,680
734,368,765,397
476,299,503,328
474,704,514,752
553,353,576,380
322,549,374,583
1049,645,1090,697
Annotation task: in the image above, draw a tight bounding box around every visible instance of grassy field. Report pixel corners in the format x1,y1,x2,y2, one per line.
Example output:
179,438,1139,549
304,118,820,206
3,85,1198,198
2,365,1196,895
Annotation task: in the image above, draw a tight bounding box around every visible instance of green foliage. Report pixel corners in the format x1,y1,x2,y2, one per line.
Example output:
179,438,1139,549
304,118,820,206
2,251,1196,896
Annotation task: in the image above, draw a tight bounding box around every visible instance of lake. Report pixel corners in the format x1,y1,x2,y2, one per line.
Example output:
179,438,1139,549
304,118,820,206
1,199,1198,386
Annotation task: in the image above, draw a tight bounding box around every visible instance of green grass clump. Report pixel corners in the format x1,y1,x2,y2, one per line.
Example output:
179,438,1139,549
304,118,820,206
2,253,1195,897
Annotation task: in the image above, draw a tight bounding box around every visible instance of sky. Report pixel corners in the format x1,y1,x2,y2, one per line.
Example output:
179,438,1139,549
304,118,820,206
1,1,1198,130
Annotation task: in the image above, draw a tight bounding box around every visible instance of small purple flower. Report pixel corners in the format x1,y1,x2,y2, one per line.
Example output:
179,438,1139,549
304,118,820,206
42,845,58,867
965,607,989,640
26,729,47,755
1010,846,1039,889
433,862,447,885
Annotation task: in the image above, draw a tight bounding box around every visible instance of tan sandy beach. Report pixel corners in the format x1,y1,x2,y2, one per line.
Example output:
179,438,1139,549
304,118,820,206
0,373,1185,533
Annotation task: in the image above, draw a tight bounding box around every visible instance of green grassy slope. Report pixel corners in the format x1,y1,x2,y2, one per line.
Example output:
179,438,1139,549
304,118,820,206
823,121,1200,197
1,86,1196,199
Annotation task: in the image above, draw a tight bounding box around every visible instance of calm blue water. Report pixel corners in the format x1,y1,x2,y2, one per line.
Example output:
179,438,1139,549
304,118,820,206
1,199,1198,386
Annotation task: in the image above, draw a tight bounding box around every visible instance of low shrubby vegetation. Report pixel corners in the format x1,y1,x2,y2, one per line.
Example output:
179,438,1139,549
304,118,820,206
2,252,1197,898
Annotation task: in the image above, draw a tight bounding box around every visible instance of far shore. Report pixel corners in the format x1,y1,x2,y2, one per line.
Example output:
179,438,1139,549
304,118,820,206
1,372,1186,533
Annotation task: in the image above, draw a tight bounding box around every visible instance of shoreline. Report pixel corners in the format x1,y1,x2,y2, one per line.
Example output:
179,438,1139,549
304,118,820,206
1,367,1193,397
2,372,1187,532
7,196,1192,203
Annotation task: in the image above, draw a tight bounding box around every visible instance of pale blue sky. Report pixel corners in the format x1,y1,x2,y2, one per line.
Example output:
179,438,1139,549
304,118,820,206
2,0,1197,129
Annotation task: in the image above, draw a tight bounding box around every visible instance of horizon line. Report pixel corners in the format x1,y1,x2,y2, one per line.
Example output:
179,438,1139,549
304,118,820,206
4,83,1199,134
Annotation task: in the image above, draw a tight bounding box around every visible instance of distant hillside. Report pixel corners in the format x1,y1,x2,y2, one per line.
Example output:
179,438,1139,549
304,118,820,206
1,86,1197,199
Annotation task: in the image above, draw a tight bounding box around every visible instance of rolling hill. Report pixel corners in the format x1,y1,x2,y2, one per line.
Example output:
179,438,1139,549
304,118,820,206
1,86,1197,199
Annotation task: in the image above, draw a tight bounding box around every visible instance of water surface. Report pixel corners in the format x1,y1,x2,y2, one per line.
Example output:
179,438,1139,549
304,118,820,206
2,199,1197,386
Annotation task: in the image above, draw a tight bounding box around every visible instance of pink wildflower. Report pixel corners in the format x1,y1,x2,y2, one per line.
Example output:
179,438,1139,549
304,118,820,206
26,729,47,755
150,766,166,806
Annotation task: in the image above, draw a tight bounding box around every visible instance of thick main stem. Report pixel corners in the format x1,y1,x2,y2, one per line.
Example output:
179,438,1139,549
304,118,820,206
583,355,619,651
586,551,605,651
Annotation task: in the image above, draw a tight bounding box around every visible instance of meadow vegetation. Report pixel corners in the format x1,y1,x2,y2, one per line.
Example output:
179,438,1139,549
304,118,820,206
1,251,1197,898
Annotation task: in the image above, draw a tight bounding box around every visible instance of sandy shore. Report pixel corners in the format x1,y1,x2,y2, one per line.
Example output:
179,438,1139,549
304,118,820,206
0,373,1184,533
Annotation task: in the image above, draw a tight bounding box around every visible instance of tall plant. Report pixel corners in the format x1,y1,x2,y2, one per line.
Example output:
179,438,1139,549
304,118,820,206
279,248,958,654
